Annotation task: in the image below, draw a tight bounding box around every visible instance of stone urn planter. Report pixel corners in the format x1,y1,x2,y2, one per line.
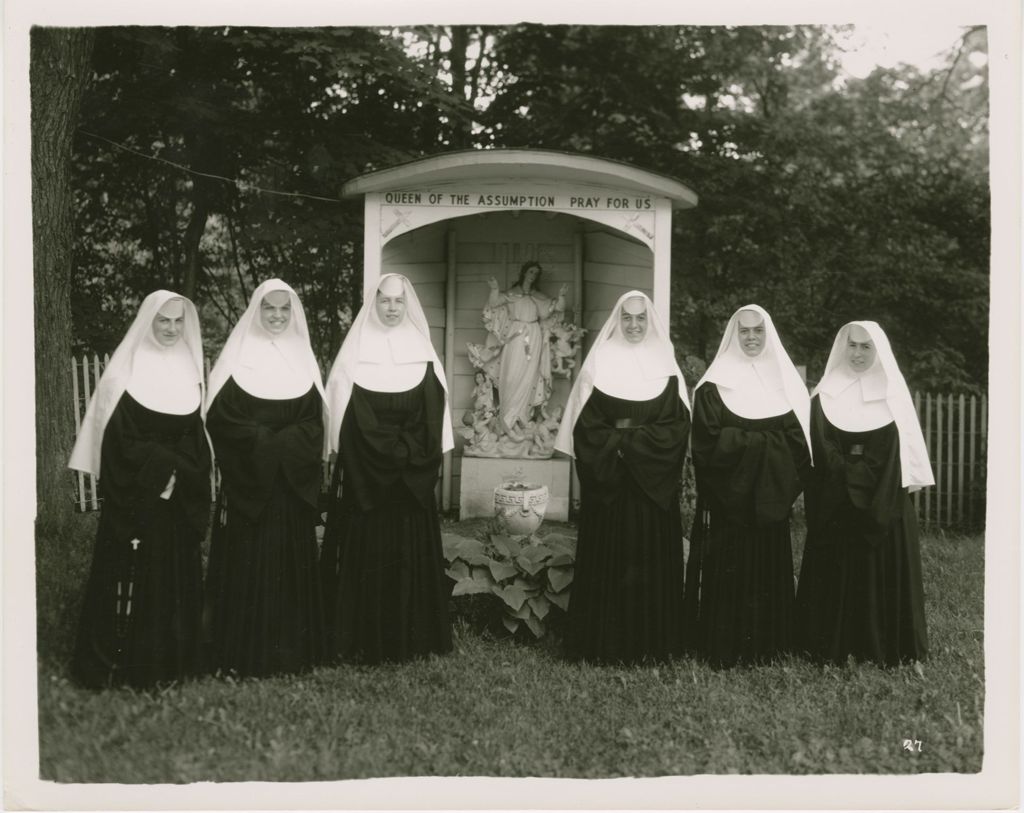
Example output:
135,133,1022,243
493,480,549,536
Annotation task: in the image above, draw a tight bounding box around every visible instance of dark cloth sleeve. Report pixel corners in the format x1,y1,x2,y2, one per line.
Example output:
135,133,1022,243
206,381,324,523
691,384,807,526
259,394,324,508
101,400,176,501
170,413,213,536
806,396,847,528
98,395,212,539
336,369,444,512
402,370,445,503
806,396,904,545
573,379,690,511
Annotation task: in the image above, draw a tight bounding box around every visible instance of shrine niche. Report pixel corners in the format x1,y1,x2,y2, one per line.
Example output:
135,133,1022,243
460,259,585,460
341,149,698,519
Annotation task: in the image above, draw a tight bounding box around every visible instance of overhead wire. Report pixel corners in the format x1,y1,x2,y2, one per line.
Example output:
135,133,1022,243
77,129,344,203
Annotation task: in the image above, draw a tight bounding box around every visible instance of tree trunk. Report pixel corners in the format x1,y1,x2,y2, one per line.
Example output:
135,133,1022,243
176,27,216,301
448,26,471,147
181,178,211,300
31,27,94,531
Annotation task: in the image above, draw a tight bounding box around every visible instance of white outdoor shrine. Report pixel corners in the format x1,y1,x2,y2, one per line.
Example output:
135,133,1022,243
341,149,698,520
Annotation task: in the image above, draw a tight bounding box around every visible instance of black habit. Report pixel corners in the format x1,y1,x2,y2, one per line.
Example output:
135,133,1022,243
683,383,811,667
568,378,690,663
205,377,325,677
72,393,211,689
320,364,452,663
796,396,928,666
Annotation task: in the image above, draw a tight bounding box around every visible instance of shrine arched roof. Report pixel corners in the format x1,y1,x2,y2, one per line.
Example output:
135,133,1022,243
341,149,698,209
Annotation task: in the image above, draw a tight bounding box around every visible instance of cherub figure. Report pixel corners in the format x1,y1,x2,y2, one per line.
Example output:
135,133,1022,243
550,321,585,376
472,371,496,415
460,407,501,456
530,404,565,458
475,422,500,455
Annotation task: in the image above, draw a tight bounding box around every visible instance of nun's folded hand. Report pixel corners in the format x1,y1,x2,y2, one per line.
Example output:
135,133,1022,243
160,471,176,499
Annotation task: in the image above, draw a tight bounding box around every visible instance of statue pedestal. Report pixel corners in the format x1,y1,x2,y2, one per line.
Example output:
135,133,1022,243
459,456,571,522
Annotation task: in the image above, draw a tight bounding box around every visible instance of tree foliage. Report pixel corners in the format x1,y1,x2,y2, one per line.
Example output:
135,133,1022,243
477,24,989,390
72,26,467,363
68,24,989,391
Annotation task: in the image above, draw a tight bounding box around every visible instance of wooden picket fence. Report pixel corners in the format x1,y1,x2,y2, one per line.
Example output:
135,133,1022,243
69,354,988,528
71,353,112,512
913,392,987,530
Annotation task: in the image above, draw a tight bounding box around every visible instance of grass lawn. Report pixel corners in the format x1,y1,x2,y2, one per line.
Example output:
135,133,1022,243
35,513,984,781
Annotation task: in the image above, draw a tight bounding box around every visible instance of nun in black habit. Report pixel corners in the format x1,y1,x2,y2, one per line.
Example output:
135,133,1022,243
69,291,212,689
682,305,812,668
320,273,454,664
554,292,691,664
204,279,328,677
796,321,932,667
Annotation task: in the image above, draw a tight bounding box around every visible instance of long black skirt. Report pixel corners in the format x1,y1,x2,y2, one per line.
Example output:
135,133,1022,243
796,497,928,666
684,502,796,668
206,479,324,677
72,500,203,689
568,482,686,664
321,495,452,664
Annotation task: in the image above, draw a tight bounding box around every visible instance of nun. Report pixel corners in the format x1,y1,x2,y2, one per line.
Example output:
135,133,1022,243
69,291,211,689
796,321,933,667
320,273,453,663
554,292,691,663
205,279,328,677
682,305,812,667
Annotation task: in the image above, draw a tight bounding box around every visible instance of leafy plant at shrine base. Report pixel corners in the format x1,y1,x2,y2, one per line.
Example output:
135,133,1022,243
442,529,576,639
